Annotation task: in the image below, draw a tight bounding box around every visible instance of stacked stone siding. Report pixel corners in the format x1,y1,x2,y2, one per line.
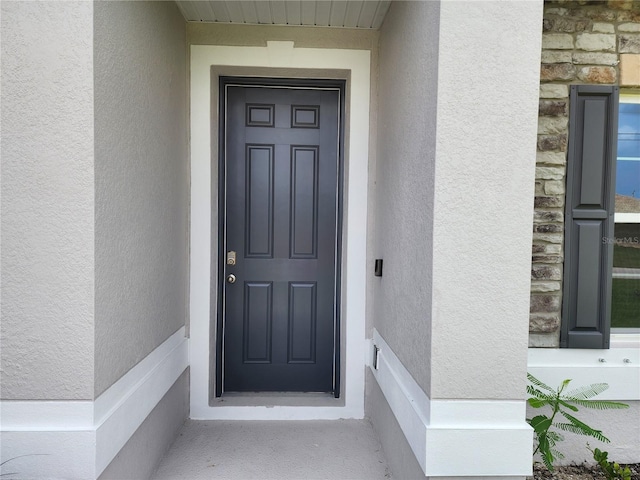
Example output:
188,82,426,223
531,0,640,347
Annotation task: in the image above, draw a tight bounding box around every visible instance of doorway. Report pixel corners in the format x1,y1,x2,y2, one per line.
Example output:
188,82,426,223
216,78,345,397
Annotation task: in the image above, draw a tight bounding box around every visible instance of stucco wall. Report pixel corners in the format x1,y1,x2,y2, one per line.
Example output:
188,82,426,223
94,1,188,397
428,1,542,399
373,0,440,398
1,1,95,400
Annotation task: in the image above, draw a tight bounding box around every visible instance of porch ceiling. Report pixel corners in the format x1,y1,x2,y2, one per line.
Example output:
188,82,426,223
175,1,391,29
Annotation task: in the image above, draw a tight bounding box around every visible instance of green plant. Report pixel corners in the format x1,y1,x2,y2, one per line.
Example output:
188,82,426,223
589,444,632,480
526,373,629,471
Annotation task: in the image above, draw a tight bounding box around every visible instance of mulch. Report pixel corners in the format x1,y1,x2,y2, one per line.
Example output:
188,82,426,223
529,463,640,480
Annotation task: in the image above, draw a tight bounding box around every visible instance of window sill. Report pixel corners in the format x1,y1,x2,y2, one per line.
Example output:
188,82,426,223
611,332,640,348
528,344,640,401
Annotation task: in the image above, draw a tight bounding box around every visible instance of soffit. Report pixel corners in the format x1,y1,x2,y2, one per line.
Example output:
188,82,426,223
175,1,391,29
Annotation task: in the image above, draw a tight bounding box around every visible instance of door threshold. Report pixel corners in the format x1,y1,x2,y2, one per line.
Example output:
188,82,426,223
211,392,344,407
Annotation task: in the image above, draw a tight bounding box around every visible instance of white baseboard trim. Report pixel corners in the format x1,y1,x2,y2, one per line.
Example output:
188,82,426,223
370,329,533,477
0,327,188,479
94,327,189,474
0,401,94,432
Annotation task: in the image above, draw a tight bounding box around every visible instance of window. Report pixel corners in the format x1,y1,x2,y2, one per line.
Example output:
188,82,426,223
611,93,640,332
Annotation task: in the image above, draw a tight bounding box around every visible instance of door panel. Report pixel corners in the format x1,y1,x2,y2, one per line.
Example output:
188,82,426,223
290,146,319,258
243,282,273,363
245,145,274,257
288,282,317,363
220,82,341,393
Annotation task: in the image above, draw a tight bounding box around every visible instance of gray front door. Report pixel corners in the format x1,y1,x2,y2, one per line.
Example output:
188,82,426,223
218,78,343,394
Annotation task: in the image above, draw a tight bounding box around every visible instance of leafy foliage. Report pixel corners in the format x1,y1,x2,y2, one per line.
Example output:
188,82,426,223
526,373,629,471
589,444,632,480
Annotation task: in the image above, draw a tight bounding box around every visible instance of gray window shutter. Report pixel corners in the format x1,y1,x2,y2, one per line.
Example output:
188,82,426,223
561,85,619,349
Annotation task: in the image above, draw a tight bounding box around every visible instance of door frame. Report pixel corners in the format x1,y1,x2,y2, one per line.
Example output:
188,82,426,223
215,77,346,397
189,41,371,420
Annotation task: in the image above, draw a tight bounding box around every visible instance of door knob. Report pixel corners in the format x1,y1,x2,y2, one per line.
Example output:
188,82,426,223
227,274,237,284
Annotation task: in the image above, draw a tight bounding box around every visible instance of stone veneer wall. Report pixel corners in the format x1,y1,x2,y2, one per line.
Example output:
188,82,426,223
531,0,640,347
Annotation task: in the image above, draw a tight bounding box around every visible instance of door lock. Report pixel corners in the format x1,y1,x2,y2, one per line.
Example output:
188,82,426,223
227,273,237,284
226,251,237,266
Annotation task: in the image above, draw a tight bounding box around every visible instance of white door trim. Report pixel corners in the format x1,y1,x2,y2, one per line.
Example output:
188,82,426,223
189,41,371,420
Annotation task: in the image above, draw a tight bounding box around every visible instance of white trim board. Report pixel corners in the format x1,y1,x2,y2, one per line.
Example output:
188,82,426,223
189,41,370,420
614,212,640,223
370,329,533,477
528,345,640,401
0,327,189,479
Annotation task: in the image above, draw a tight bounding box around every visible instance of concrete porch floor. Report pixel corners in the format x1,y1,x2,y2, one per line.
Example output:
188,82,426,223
151,419,393,480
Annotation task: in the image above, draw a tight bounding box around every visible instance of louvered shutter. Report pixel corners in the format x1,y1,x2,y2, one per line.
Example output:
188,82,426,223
561,85,619,349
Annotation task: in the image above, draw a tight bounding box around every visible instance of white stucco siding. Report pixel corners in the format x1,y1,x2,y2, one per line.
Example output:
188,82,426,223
93,1,188,397
0,1,95,400
431,0,543,399
374,0,440,398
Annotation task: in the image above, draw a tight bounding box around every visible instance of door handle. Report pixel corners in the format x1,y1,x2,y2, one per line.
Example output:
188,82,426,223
227,274,237,284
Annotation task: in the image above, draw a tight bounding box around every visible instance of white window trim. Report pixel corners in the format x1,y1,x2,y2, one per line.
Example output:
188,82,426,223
611,332,640,346
621,92,640,104
528,344,640,401
615,213,640,222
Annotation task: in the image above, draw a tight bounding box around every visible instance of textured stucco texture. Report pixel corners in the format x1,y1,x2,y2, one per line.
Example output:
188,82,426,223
1,1,95,400
94,1,188,397
373,0,543,400
430,1,542,399
373,0,440,399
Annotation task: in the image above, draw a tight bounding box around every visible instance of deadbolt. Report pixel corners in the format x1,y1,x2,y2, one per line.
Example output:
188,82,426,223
226,251,237,266
227,273,237,284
